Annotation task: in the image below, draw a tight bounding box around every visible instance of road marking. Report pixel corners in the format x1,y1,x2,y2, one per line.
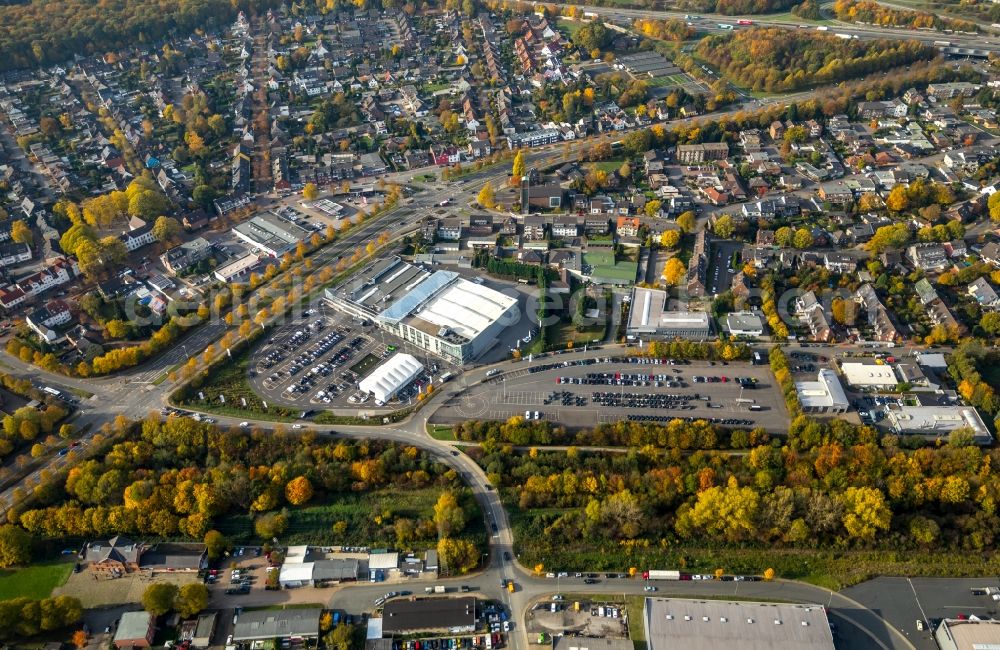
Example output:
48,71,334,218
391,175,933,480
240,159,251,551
908,577,931,630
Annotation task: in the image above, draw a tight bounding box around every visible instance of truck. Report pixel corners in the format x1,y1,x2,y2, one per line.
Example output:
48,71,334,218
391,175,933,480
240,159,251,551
439,371,454,384
42,386,61,397
934,40,951,46
643,569,681,580
835,33,852,39
737,19,753,24
816,25,829,31
434,585,446,594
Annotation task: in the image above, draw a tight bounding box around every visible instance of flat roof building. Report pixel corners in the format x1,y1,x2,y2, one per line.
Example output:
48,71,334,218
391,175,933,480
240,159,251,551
626,288,711,340
839,361,898,388
724,311,765,337
886,405,992,445
935,617,1000,650
114,611,155,649
368,551,400,571
644,597,834,650
552,638,634,650
214,253,260,283
381,597,477,635
326,257,518,365
358,354,424,404
795,369,849,414
233,608,322,642
234,212,311,257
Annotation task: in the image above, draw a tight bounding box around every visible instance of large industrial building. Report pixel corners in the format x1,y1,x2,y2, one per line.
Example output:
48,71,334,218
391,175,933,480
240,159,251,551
795,369,849,414
886,405,992,444
234,212,311,257
644,597,834,650
626,287,711,340
839,361,899,389
325,257,519,365
381,597,477,635
935,617,1000,650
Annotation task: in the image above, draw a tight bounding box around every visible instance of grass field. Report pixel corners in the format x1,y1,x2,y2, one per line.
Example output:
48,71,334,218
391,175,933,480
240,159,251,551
557,18,584,39
428,424,457,441
592,159,626,173
0,561,73,600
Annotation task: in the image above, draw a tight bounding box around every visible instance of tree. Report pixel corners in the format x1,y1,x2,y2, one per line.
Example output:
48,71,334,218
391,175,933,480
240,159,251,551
511,150,526,185
437,537,478,574
644,200,662,218
320,624,354,650
676,211,696,234
285,476,314,506
477,182,496,209
254,510,289,540
72,630,88,649
662,258,686,285
981,312,1000,335
713,215,734,239
152,216,181,242
763,567,775,581
659,230,680,249
433,491,466,537
203,530,229,560
840,486,891,541
141,583,178,616
886,185,909,212
10,221,32,246
303,183,319,200
989,192,1000,222
774,226,793,247
792,228,813,249
0,524,31,568
105,319,129,339
174,583,209,618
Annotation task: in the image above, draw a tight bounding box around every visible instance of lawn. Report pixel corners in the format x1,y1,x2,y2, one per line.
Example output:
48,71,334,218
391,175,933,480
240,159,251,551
428,424,457,441
550,321,606,350
557,18,584,39
0,561,74,600
177,350,299,421
592,159,626,173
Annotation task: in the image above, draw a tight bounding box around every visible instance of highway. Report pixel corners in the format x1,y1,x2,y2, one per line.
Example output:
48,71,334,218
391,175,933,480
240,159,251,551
543,1,1000,53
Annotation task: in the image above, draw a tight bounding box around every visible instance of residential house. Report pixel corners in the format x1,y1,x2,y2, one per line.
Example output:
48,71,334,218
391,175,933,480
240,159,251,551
907,243,949,272
26,299,72,344
795,291,832,342
0,242,32,268
84,535,143,576
160,237,212,275
968,277,1000,310
675,142,728,164
551,215,578,238
616,216,641,238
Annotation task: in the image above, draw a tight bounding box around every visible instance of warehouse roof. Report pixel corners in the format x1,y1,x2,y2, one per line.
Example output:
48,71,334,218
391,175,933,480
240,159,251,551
114,611,153,644
358,355,423,403
381,597,477,634
279,562,314,583
840,362,898,387
367,551,400,570
644,598,834,650
233,608,322,641
410,277,518,340
553,637,635,650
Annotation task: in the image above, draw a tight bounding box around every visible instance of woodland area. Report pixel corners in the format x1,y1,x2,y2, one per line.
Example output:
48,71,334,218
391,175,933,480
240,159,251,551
672,0,798,15
472,414,1000,585
831,0,980,33
0,0,281,70
4,418,482,572
696,28,938,93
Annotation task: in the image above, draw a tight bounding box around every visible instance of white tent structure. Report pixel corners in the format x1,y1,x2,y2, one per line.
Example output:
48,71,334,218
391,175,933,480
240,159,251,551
358,353,424,403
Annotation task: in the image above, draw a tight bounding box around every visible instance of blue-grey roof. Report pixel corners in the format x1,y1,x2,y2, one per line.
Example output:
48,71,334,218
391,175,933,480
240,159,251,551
378,270,457,324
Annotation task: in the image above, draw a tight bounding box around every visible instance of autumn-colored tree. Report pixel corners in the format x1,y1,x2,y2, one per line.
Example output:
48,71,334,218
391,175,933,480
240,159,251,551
433,491,466,537
659,230,680,249
477,182,496,209
676,211,696,234
303,182,319,200
105,319,129,339
510,150,526,186
10,220,32,245
141,583,178,616
0,524,31,567
285,476,314,505
662,258,686,286
72,630,88,649
175,583,209,618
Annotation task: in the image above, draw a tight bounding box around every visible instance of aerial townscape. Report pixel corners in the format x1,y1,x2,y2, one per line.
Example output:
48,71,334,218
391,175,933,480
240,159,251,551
4,0,1000,649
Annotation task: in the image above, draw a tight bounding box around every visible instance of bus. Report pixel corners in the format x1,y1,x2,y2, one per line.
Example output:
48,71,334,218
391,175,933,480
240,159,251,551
439,372,454,384
42,386,61,397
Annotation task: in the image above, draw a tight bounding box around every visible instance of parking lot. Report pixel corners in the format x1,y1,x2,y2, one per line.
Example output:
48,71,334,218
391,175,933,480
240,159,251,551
526,598,629,638
843,577,1000,650
434,357,789,431
249,307,458,410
